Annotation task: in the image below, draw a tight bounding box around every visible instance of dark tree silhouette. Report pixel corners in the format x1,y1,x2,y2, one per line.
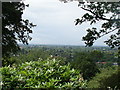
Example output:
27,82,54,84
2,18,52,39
60,0,120,49
2,2,36,58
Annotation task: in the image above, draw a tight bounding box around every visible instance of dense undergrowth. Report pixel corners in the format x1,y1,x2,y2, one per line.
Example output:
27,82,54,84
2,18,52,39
1,58,87,89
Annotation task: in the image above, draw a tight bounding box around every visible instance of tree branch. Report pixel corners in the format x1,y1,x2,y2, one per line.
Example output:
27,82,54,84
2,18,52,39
97,27,118,39
81,7,111,21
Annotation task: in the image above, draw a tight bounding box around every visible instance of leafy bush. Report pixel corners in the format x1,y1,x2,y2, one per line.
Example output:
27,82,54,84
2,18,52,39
1,58,87,89
87,66,120,89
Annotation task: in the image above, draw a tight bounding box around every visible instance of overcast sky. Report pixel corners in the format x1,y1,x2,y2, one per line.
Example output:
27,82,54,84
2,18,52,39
22,0,110,46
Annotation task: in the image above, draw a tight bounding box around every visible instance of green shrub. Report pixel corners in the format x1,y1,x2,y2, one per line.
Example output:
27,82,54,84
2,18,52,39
0,58,87,89
87,66,120,89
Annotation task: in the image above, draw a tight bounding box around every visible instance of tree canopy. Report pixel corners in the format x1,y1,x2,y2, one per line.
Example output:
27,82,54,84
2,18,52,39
2,2,36,57
60,0,120,49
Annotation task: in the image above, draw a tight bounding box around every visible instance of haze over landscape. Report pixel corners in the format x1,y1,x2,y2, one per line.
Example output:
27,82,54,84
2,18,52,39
22,0,112,46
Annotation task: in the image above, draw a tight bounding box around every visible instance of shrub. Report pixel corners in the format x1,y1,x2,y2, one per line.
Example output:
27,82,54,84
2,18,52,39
0,58,87,89
87,66,120,89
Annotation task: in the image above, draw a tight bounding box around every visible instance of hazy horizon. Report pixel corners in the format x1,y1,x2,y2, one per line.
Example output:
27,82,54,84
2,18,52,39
21,0,113,46
19,43,109,47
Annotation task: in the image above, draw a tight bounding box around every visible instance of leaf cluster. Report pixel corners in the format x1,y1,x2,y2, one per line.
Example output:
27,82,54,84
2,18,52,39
0,58,87,89
59,0,120,48
76,2,120,48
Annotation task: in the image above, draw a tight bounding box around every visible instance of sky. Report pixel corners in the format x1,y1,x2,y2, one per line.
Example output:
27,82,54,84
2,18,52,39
22,0,110,46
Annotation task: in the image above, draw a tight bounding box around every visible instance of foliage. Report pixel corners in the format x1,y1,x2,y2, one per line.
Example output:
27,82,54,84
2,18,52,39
2,2,36,58
60,0,120,49
3,45,118,69
71,51,100,80
76,2,120,48
87,66,120,89
0,58,87,89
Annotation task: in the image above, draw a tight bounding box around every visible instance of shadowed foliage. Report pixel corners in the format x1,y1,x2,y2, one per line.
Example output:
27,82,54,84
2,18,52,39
2,2,36,58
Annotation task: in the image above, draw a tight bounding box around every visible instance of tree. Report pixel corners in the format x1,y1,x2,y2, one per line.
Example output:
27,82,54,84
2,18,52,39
87,66,120,89
2,2,36,58
71,52,100,80
59,0,120,49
